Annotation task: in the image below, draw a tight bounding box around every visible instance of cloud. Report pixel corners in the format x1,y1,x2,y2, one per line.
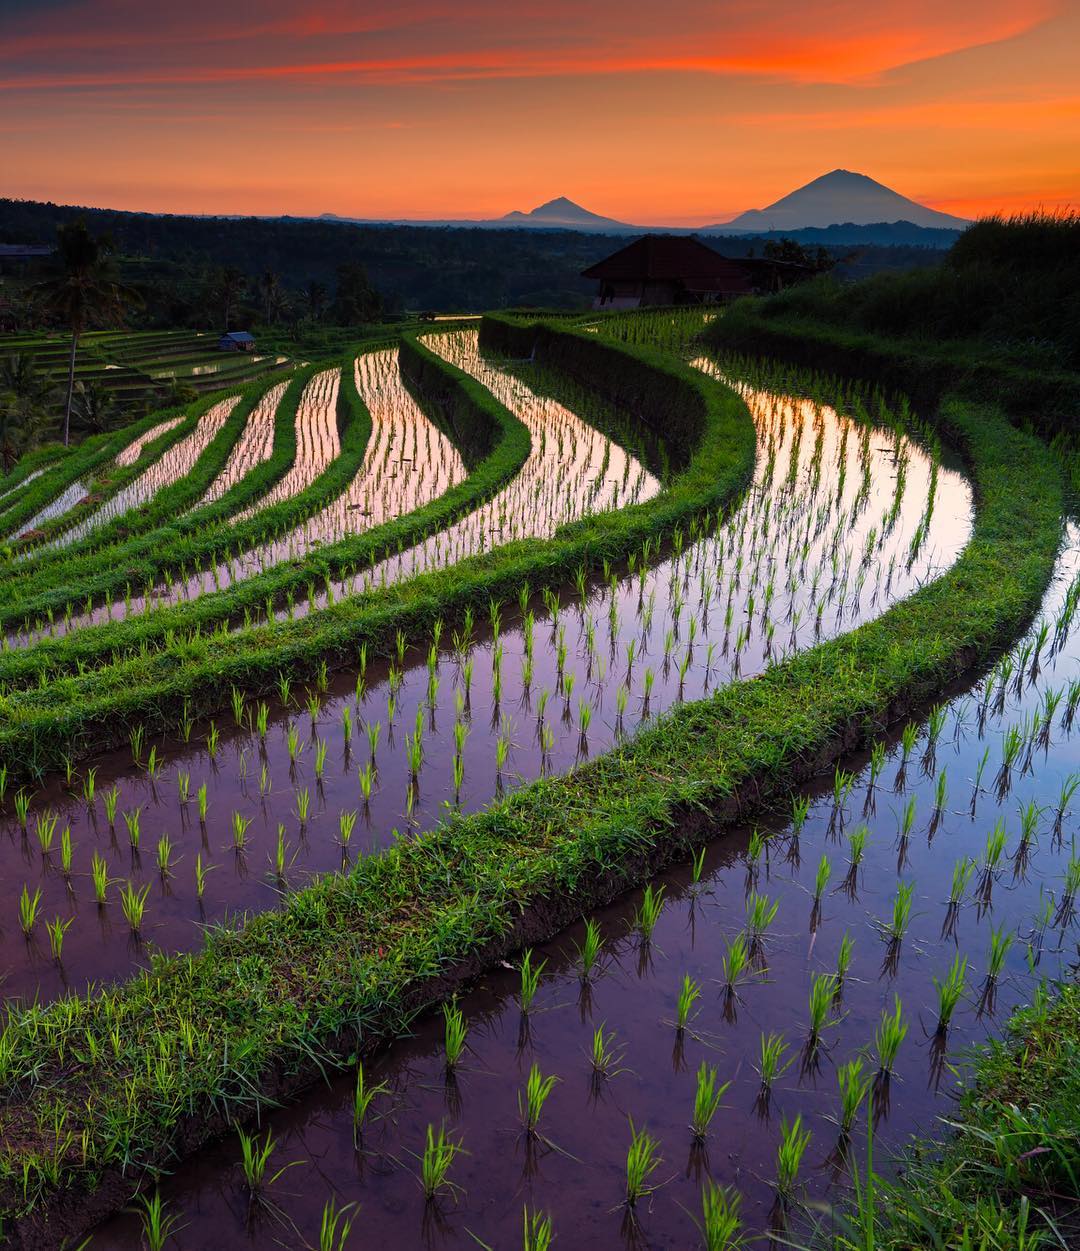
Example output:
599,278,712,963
0,0,1057,89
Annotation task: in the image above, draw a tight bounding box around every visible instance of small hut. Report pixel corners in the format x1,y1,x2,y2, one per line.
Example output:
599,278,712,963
218,331,256,352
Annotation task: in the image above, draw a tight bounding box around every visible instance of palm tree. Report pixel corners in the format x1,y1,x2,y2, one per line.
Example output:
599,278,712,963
259,269,288,324
207,266,247,333
0,354,53,472
305,279,328,321
71,379,121,435
34,221,141,446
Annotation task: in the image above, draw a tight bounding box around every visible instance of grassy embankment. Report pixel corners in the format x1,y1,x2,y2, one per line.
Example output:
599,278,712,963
0,317,1061,1247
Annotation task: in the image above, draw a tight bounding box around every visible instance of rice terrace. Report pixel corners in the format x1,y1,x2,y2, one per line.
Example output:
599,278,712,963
1,4,1080,1249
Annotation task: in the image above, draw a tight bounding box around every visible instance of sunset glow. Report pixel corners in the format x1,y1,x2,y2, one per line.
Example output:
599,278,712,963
1,0,1077,223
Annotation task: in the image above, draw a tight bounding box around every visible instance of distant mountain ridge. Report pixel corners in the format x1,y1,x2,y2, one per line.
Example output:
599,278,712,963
715,169,969,233
498,196,632,231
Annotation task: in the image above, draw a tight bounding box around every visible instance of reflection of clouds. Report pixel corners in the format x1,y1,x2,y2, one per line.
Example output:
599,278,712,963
234,370,340,521
199,381,288,506
29,399,239,554
344,329,661,597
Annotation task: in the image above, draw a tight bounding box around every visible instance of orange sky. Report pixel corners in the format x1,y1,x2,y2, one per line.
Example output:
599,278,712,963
1,0,1077,224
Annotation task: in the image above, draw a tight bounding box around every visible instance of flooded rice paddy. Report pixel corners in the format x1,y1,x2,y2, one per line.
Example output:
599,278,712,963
6,342,1065,1249
198,380,288,506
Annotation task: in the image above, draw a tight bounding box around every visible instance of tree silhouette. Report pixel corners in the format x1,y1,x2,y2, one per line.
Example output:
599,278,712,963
33,221,140,445
72,379,122,435
305,279,328,321
206,266,248,333
0,354,54,471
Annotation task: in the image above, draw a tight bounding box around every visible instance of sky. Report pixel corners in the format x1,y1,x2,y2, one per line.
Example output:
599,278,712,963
1,0,1077,224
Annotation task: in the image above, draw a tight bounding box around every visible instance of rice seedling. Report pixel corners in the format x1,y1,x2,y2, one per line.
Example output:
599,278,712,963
791,793,811,831
122,806,141,849
757,1032,792,1089
633,883,666,942
14,787,30,830
873,995,908,1075
18,885,42,937
575,918,604,980
983,818,1008,876
295,787,311,824
933,953,968,1034
986,924,1015,981
690,1062,729,1143
44,914,72,963
624,1120,662,1207
177,770,190,804
128,1189,182,1251
156,834,174,877
206,721,219,760
807,972,840,1044
319,1198,356,1251
836,1057,871,1135
899,795,917,841
690,845,707,886
236,1127,297,1195
883,881,915,942
314,739,327,780
697,1181,743,1251
419,1123,464,1203
120,881,151,934
518,1062,558,1136
197,782,208,822
230,811,251,851
518,948,545,1014
356,760,375,805
868,740,886,786
836,931,854,985
443,1001,467,1071
352,1060,389,1143
813,853,831,902
948,856,977,906
721,931,752,990
521,1207,554,1251
34,810,58,855
676,974,701,1032
81,766,98,805
101,783,119,829
899,722,918,759
91,852,109,904
745,891,779,939
774,1114,811,1200
195,852,212,900
589,1023,625,1080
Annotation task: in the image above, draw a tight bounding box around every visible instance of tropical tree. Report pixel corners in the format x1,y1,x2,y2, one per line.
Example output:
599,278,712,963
0,354,53,471
332,261,382,325
305,279,328,321
71,379,121,435
33,221,140,446
206,266,248,334
258,269,289,323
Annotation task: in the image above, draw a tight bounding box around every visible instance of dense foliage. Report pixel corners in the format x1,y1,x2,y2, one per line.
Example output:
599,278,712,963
742,211,1080,372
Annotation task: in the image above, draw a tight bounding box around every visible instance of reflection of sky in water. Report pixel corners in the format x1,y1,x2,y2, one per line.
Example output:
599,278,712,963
0,353,973,1009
